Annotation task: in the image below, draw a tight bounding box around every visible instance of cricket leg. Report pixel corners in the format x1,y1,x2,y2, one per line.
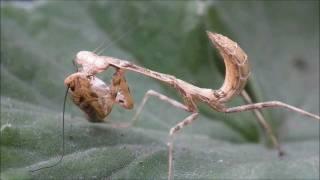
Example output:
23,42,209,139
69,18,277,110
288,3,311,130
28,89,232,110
240,91,284,156
224,101,320,120
130,90,198,180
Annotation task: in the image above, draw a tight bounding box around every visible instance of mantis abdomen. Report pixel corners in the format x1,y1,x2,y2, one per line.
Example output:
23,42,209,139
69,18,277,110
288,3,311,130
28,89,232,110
207,32,251,103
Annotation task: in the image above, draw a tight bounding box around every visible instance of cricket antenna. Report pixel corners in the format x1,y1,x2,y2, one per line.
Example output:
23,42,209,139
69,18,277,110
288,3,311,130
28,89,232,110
30,87,69,172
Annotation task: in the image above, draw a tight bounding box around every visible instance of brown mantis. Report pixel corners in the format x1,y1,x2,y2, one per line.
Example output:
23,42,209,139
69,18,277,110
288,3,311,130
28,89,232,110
33,31,320,179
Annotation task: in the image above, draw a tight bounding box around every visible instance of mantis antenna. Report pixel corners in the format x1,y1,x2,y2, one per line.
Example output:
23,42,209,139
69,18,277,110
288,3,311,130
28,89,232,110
96,25,141,56
30,87,69,172
93,39,109,54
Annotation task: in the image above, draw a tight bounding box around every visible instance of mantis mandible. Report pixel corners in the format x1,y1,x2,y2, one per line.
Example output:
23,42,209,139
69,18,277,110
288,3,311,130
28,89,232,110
42,31,320,179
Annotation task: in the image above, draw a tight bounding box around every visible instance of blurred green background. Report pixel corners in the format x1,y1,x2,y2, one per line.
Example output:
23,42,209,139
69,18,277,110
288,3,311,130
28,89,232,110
1,1,319,179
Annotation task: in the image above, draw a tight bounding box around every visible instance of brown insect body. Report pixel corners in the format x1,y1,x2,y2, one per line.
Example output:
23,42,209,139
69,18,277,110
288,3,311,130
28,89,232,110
64,72,115,122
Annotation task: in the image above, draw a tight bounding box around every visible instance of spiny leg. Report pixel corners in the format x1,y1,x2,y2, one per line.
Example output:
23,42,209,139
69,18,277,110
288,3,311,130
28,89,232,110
105,68,135,128
130,89,198,180
131,90,190,126
240,91,283,156
224,101,320,120
168,112,198,180
112,69,134,109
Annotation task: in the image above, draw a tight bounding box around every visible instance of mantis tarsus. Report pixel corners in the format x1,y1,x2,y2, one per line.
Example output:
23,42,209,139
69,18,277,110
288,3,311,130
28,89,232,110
34,31,320,179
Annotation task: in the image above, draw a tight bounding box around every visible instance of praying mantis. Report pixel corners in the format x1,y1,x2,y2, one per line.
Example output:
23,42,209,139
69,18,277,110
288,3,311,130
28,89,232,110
42,31,320,179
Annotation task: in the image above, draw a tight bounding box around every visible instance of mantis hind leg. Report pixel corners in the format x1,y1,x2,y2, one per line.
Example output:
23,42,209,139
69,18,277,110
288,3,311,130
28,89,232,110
240,90,284,156
223,94,319,155
224,100,320,120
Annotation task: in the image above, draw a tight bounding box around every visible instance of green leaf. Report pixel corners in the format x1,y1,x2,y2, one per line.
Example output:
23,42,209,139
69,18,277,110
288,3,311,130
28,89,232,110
1,1,319,179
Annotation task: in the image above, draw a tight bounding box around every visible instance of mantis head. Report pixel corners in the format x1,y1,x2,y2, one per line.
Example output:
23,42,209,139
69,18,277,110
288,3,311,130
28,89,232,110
75,51,110,75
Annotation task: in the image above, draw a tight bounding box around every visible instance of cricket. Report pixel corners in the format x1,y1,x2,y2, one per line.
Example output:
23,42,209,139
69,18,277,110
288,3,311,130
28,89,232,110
33,31,320,179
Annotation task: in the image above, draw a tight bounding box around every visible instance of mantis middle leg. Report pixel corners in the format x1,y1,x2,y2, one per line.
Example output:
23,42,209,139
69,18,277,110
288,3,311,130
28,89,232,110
131,89,199,180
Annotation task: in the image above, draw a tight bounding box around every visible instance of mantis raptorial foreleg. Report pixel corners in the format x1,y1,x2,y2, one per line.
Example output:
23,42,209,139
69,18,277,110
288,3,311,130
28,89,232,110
112,69,134,109
240,90,283,156
107,68,137,128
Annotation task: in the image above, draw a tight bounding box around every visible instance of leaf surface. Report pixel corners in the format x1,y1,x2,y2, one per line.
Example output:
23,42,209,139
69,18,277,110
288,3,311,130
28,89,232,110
1,1,319,179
